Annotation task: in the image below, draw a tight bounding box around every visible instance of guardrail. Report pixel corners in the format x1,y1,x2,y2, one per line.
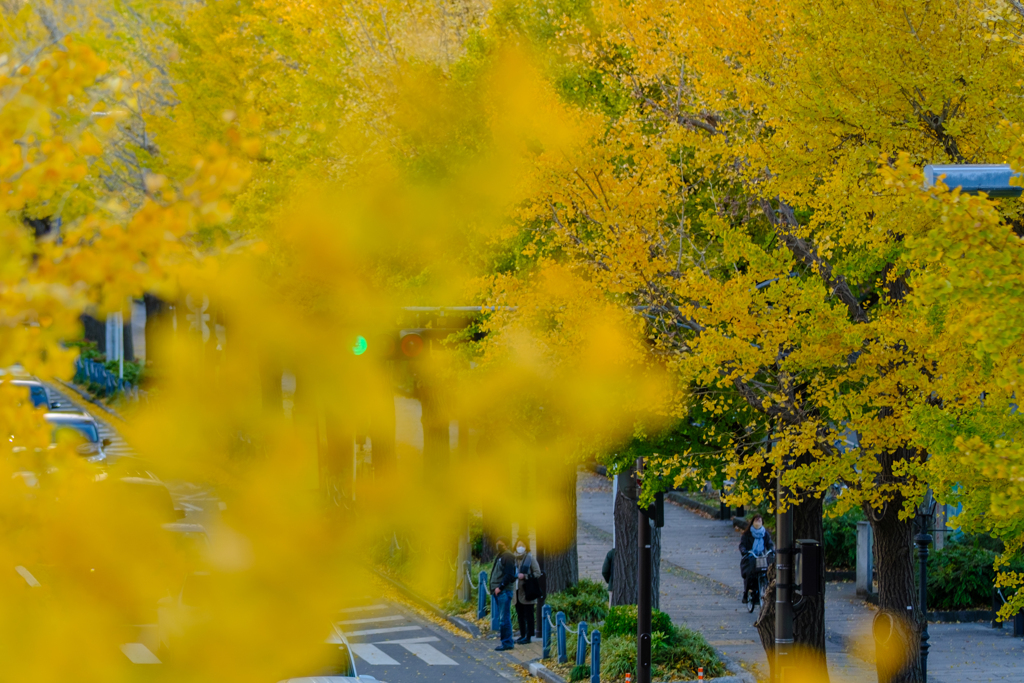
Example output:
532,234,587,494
73,358,141,401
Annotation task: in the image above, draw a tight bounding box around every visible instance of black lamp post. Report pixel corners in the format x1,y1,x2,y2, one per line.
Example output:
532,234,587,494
914,532,932,682
915,492,936,683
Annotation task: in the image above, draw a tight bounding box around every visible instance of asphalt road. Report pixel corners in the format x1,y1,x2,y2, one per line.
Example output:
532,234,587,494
338,598,523,683
45,386,522,683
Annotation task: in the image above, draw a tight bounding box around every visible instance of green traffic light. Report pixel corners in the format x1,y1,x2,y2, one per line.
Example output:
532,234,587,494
352,335,368,356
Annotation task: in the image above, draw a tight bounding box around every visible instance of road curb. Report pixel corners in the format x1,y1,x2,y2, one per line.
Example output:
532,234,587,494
709,648,758,683
56,379,127,422
528,661,568,683
372,568,481,637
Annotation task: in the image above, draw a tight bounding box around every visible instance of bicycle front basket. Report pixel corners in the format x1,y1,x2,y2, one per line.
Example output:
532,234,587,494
755,556,768,569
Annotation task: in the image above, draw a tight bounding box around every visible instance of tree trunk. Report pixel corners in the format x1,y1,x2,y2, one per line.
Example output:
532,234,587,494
755,494,829,682
612,464,661,609
869,492,923,683
613,466,639,605
539,465,579,594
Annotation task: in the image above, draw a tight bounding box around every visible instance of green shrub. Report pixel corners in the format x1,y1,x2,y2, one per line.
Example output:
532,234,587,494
66,339,104,361
469,514,483,559
928,543,997,610
823,507,863,570
546,581,609,624
569,664,590,682
656,625,726,678
599,634,636,679
104,359,144,385
603,605,673,639
597,627,725,680
546,578,610,623
564,578,609,599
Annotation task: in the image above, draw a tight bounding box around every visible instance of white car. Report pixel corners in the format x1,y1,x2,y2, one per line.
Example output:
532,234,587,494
277,631,375,682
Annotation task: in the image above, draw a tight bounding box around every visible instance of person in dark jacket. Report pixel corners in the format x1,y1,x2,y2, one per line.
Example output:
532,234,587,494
739,515,774,604
489,538,517,650
513,539,542,644
602,548,615,605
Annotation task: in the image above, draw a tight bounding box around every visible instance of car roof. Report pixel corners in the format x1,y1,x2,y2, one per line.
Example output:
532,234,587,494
277,679,366,683
161,523,207,534
43,411,95,423
119,476,166,487
8,378,43,386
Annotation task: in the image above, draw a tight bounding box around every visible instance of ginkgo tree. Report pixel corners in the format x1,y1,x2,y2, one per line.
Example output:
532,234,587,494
479,0,1024,681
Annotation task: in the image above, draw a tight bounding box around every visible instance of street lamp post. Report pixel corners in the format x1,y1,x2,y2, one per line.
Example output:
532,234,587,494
774,475,794,683
915,532,932,683
917,161,1019,677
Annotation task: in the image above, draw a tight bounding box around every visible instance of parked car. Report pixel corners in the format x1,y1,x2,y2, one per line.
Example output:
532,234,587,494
11,378,57,409
161,522,210,568
0,365,58,409
44,411,109,463
276,626,368,682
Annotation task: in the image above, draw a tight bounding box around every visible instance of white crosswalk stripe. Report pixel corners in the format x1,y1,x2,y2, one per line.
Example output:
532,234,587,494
340,604,388,613
121,643,161,664
342,625,422,638
350,644,400,665
340,604,461,668
337,615,405,626
401,642,458,665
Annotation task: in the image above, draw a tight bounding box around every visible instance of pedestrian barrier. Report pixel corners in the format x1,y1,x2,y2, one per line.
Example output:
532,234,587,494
576,621,588,666
73,358,142,401
464,563,488,620
541,603,602,682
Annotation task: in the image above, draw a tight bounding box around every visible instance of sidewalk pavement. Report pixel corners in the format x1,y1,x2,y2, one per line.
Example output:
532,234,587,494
577,471,1024,682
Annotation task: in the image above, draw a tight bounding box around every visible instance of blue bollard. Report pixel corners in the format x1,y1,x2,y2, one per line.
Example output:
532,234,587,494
590,630,600,683
491,593,499,631
576,621,588,666
557,611,567,663
478,571,488,619
542,604,552,659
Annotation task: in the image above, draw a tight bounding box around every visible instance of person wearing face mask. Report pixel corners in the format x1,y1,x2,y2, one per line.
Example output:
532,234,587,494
513,539,542,644
739,514,774,605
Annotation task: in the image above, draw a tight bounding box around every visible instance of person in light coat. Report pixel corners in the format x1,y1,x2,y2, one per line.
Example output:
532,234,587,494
513,539,542,644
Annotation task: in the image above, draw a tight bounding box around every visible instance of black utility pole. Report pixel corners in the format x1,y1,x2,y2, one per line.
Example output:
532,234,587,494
636,457,652,683
774,475,794,682
915,533,932,682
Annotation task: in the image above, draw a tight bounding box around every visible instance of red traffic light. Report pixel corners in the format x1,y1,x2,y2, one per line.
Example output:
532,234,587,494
400,331,424,357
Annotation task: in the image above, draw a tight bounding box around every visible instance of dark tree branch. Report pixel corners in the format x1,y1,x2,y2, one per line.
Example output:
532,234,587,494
762,199,870,325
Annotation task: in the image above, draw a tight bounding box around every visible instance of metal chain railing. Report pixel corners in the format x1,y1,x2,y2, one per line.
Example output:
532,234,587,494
540,604,601,683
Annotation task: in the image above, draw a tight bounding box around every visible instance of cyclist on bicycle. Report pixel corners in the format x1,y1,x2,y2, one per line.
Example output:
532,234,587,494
739,514,774,605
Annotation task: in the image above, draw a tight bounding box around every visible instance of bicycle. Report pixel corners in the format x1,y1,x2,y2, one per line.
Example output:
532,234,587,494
746,550,774,613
